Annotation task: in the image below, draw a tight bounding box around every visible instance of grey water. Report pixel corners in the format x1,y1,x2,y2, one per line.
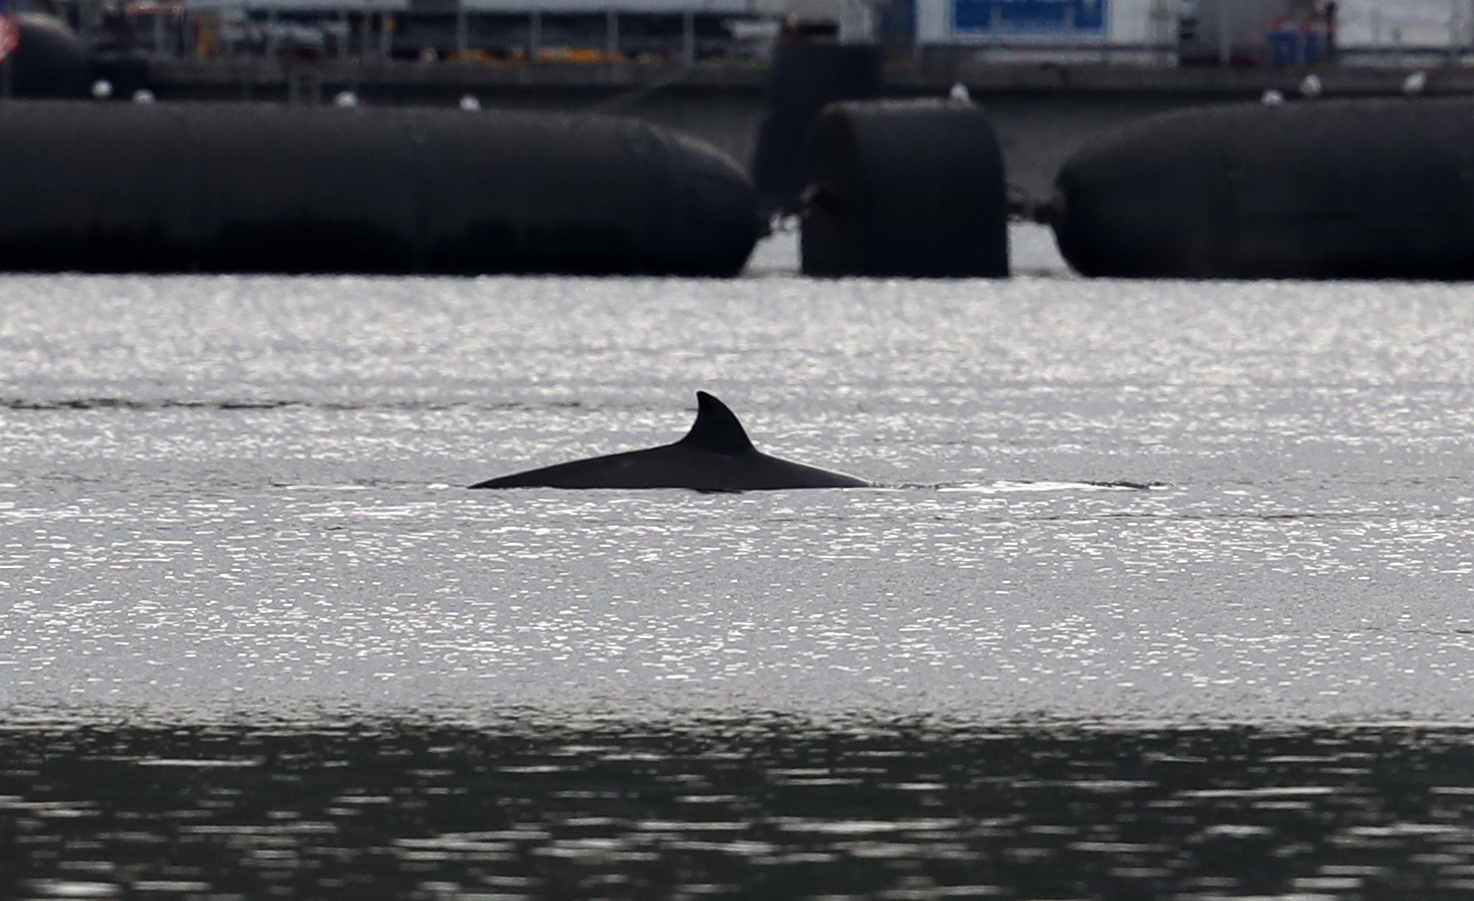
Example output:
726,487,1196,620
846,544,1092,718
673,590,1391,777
3,227,1474,898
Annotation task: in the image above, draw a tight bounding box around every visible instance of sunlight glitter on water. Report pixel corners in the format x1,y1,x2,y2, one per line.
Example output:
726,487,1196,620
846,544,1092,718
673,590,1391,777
0,255,1472,726
3,253,1474,897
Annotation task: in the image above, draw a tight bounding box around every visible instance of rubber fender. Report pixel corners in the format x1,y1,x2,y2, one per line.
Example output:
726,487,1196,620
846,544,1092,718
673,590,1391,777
800,98,1008,278
0,101,760,276
1052,97,1474,279
750,42,883,216
11,13,89,99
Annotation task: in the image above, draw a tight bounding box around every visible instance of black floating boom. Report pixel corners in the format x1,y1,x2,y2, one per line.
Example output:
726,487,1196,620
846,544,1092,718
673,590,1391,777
0,102,761,276
12,13,89,99
750,42,883,216
1052,97,1474,280
800,99,1008,278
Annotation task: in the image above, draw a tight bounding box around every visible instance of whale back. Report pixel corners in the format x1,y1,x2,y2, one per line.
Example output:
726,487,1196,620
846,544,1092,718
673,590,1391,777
469,391,867,490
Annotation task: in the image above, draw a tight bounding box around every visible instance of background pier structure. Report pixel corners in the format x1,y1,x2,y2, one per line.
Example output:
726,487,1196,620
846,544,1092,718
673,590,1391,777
8,0,1474,263
70,1,1474,73
52,2,1474,193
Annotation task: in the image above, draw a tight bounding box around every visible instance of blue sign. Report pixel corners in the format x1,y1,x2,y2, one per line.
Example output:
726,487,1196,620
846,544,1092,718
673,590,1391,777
952,0,1107,35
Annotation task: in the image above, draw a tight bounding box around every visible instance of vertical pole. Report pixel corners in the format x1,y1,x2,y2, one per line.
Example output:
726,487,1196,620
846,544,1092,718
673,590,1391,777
78,0,92,49
606,7,617,60
155,4,168,56
1216,0,1229,67
1160,0,1173,65
529,8,540,61
1453,0,1466,63
456,0,468,57
1453,0,1460,63
266,4,278,57
907,0,919,67
681,9,694,64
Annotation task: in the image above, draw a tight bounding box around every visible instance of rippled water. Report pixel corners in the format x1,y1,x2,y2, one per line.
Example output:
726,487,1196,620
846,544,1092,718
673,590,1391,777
3,227,1474,897
10,720,1474,900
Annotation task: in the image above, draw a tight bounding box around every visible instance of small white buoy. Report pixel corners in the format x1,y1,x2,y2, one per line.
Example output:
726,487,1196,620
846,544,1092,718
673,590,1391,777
1299,73,1322,98
1261,88,1284,107
459,94,481,111
131,88,155,104
333,90,359,109
91,79,113,100
948,82,971,103
1403,71,1427,95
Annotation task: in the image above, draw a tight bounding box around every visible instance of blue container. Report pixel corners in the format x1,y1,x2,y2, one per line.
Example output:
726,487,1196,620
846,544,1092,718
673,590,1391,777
1268,25,1326,67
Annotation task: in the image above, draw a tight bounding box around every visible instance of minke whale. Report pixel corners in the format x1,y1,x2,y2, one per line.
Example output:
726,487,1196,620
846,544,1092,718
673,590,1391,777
469,391,869,491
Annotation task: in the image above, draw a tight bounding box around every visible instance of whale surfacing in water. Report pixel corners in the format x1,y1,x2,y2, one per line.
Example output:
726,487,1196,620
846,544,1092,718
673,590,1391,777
470,391,869,491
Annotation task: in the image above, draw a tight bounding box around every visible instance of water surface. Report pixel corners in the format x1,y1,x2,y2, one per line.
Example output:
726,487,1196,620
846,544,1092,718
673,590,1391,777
2,229,1474,896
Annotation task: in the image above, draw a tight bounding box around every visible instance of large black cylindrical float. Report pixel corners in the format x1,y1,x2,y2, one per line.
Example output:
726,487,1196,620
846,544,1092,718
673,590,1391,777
750,42,883,216
1052,97,1474,280
0,102,760,276
800,99,1008,278
11,14,89,99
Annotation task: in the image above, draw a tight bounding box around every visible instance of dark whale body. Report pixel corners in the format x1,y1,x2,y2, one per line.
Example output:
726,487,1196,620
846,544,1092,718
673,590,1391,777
470,392,869,491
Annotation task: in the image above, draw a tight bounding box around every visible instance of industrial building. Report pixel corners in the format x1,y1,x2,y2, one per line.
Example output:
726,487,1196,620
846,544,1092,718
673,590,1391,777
26,0,1474,67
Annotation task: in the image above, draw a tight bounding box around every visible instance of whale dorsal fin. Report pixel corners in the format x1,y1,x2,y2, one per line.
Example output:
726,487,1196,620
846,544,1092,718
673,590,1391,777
677,391,755,455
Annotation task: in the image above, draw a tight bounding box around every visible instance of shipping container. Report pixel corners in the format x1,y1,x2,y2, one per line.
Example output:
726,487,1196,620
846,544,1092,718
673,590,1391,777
1178,0,1331,66
914,0,1177,61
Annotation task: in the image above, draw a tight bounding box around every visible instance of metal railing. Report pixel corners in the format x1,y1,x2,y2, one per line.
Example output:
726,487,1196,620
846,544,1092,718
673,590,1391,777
91,0,781,64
